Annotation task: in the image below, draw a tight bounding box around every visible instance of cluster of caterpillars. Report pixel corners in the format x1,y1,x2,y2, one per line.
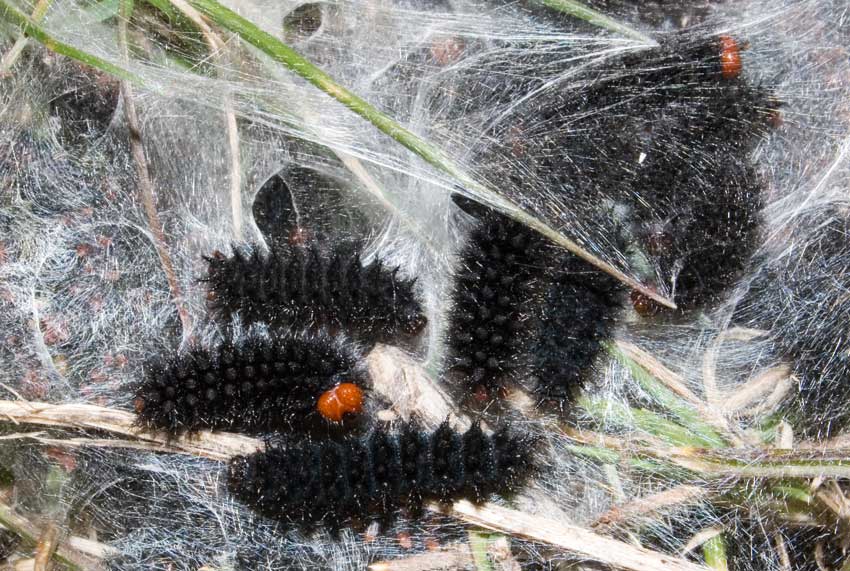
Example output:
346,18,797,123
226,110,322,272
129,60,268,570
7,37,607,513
133,30,776,535
445,33,778,399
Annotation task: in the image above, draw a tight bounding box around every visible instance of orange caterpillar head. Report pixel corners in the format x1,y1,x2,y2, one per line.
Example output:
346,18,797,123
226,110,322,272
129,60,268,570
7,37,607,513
719,36,742,79
317,383,364,422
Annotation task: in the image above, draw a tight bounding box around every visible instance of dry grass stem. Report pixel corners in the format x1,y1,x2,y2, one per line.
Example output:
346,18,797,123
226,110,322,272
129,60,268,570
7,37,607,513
616,340,700,404
441,500,710,571
0,400,260,460
0,0,52,74
723,365,793,413
680,527,723,556
368,544,473,571
33,523,58,571
118,6,192,335
774,531,792,571
368,345,470,430
594,485,710,530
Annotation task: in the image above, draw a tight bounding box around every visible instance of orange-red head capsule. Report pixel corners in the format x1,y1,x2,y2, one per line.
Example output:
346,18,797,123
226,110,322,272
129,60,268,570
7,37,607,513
719,35,742,79
317,382,364,422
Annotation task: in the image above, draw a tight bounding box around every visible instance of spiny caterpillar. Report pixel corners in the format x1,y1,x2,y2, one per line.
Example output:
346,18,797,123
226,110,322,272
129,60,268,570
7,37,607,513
447,198,620,401
445,198,543,396
134,329,368,436
204,242,427,347
473,33,777,311
228,422,535,531
531,254,621,400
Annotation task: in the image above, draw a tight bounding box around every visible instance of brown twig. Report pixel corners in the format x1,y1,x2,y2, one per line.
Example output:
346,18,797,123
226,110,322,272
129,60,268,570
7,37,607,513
117,2,192,335
33,523,58,571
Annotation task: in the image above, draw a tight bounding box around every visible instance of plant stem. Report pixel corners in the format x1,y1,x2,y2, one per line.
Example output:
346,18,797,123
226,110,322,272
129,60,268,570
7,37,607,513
0,0,140,81
468,531,494,571
182,0,676,309
702,534,728,571
119,0,193,336
0,0,53,73
607,342,730,448
532,0,654,43
580,397,719,448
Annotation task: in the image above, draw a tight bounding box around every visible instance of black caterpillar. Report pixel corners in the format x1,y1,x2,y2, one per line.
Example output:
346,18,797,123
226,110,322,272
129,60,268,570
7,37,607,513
228,422,535,530
204,243,426,347
468,34,777,310
445,199,544,396
134,329,368,436
447,198,620,400
531,255,621,400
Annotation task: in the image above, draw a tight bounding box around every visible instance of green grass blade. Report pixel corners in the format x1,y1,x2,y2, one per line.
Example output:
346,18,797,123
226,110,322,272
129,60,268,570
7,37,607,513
606,342,727,448
702,534,728,571
533,0,654,43
0,0,141,82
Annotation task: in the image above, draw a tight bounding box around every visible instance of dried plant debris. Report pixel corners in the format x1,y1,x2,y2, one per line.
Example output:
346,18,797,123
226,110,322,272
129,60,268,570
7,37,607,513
0,528,19,561
204,242,427,347
134,328,369,436
228,422,536,532
446,198,621,402
736,209,850,437
475,33,778,310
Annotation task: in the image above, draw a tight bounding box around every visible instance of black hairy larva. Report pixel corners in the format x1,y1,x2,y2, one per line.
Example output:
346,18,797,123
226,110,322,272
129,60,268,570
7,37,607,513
204,242,427,347
134,329,368,436
227,422,535,531
445,199,543,395
447,198,620,400
469,33,777,310
530,254,621,400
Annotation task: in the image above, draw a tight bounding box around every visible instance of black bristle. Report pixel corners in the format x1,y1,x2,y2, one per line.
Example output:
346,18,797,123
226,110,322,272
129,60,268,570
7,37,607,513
204,243,426,347
446,204,543,394
227,422,535,530
134,329,367,436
